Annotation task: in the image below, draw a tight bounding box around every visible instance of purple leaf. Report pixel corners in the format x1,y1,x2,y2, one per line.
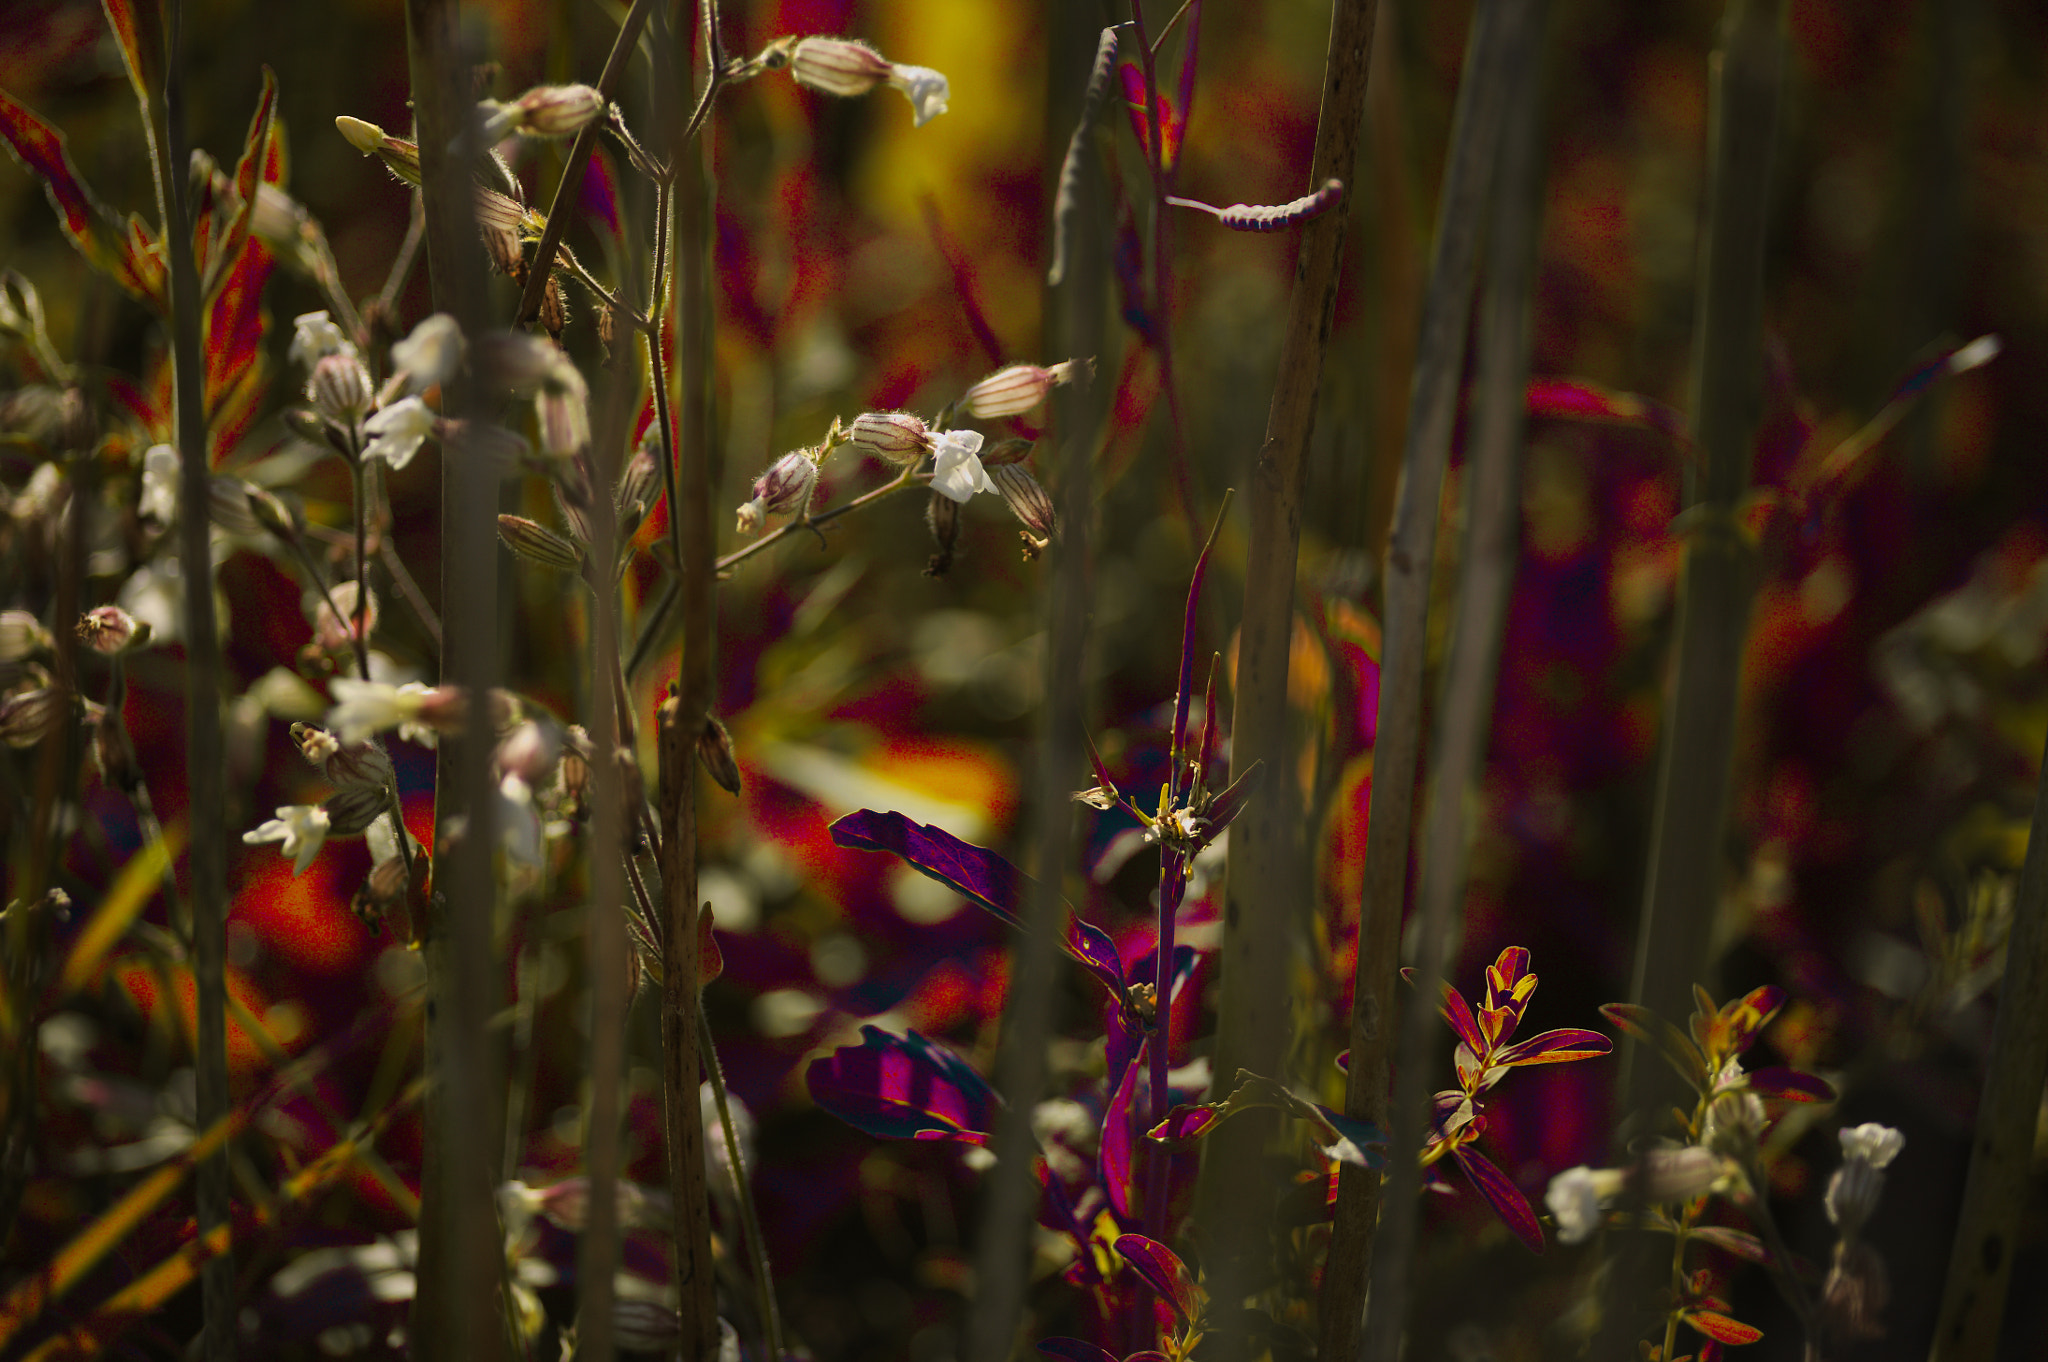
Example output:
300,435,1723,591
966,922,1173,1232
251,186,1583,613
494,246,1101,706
1745,1066,1836,1103
830,809,1024,928
1146,1103,1220,1145
1125,1354,1172,1362
1066,915,1127,1002
1199,760,1263,843
1170,499,1231,793
805,1025,997,1144
1438,982,1487,1058
1039,1340,1119,1362
1493,1027,1612,1067
1449,1143,1543,1253
1170,0,1202,177
1113,1234,1200,1325
1101,1039,1145,1219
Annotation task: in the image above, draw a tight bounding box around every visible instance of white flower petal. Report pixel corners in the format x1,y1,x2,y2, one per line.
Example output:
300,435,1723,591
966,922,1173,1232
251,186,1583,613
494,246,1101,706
362,397,437,470
888,65,950,126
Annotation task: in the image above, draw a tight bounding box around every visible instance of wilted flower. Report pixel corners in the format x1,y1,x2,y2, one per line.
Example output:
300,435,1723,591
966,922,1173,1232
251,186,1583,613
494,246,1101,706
289,311,355,370
887,65,950,126
308,352,373,424
960,359,1090,419
243,804,331,876
929,429,992,503
846,411,929,463
77,606,145,655
362,396,438,470
734,451,818,534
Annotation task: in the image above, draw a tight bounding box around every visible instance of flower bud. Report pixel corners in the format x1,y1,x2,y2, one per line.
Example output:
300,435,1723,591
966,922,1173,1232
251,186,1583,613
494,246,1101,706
734,451,818,534
535,364,591,457
980,437,1033,468
245,485,299,541
513,84,606,137
788,38,893,97
308,352,373,424
322,783,390,837
960,359,1089,419
208,477,266,538
616,441,662,533
846,411,929,464
697,714,742,796
77,606,146,656
0,610,52,663
990,464,1056,540
292,721,395,789
498,514,586,572
924,490,959,579
0,686,66,748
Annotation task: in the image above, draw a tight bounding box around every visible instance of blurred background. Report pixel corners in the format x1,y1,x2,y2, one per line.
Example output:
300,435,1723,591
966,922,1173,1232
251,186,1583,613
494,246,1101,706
3,0,2047,1358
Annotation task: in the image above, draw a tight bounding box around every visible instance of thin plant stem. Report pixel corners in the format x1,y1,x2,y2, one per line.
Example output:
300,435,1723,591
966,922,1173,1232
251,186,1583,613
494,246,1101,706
1191,0,1379,1343
374,190,427,327
156,0,235,1352
698,1000,785,1362
379,537,443,651
1360,6,1541,1360
350,458,372,683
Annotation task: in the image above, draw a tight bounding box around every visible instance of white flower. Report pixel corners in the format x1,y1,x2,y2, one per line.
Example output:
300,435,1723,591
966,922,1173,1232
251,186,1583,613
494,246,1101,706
362,397,438,470
139,444,180,526
328,678,434,742
1837,1123,1904,1170
389,314,465,395
887,65,950,126
290,311,355,370
928,429,992,503
244,804,331,876
1544,1166,1622,1245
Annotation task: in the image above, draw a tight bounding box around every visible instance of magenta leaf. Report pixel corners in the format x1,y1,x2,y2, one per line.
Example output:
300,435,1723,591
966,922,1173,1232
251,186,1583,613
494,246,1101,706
1113,1234,1201,1326
1438,982,1487,1058
1101,1037,1144,1219
1198,760,1263,843
1146,1103,1220,1145
805,1025,997,1144
1745,1066,1836,1103
1448,1143,1543,1253
1038,1341,1118,1362
1065,915,1127,1002
1170,0,1202,176
1493,1027,1612,1067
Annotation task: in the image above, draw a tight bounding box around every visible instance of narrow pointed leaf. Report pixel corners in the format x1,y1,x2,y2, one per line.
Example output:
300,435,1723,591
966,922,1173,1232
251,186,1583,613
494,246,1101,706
1171,495,1231,791
1199,758,1263,842
1494,1027,1612,1068
203,66,278,301
1600,1002,1707,1091
1448,1143,1543,1252
1439,982,1487,1058
830,809,1025,928
804,1025,997,1144
0,90,163,307
1113,1234,1200,1325
1038,1341,1119,1362
1684,1311,1763,1345
1101,1039,1144,1218
1048,26,1121,287
100,0,165,104
1688,1225,1768,1263
57,829,183,995
1169,0,1201,176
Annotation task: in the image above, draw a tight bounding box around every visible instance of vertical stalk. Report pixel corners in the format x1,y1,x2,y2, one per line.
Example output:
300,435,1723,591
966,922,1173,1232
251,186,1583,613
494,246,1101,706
1323,5,1518,1359
655,4,721,1356
1197,0,1379,1332
156,2,233,1355
1930,730,2048,1360
965,9,1105,1354
1365,6,1547,1356
1599,5,1784,1357
404,0,505,1354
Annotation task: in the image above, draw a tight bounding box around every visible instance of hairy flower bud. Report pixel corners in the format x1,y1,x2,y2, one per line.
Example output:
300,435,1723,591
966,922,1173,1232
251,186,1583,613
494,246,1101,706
498,514,586,572
309,352,373,424
616,442,662,536
960,359,1090,419
924,490,959,579
846,411,929,464
788,38,893,96
734,451,818,534
77,606,147,656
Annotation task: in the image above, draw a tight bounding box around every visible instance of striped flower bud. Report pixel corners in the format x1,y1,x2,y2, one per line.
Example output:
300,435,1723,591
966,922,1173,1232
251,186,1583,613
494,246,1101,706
924,491,959,579
292,721,395,790
734,451,818,534
788,38,893,97
498,514,586,572
846,412,930,464
511,84,605,137
960,359,1088,419
322,783,391,837
0,686,65,748
308,352,373,424
990,464,1056,539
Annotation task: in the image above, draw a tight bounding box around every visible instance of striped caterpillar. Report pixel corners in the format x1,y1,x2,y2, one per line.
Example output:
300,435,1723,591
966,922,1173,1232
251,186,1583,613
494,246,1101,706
1168,178,1345,232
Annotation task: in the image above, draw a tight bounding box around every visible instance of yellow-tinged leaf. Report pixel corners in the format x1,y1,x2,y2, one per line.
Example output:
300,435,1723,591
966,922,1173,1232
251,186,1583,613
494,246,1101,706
57,826,183,994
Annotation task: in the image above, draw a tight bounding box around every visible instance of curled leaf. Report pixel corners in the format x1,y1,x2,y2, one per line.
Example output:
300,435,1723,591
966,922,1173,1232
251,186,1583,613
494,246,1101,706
804,1025,997,1144
1113,1234,1201,1326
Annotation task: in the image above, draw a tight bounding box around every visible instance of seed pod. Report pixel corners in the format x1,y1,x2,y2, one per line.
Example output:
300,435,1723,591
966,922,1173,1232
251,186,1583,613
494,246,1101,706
924,490,959,579
696,713,742,796
846,411,929,464
989,463,1056,540
498,514,585,572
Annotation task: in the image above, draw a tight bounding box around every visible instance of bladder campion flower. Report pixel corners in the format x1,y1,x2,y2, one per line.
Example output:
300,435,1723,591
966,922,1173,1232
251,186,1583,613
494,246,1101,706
243,804,332,876
362,396,438,470
928,430,993,503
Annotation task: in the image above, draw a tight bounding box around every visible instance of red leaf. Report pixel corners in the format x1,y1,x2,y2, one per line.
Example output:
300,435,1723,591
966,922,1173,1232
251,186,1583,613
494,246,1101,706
1684,1311,1763,1345
1439,982,1487,1057
203,67,278,300
1118,63,1182,172
1744,1066,1835,1103
0,88,163,307
1169,0,1201,176
1494,1027,1613,1067
1449,1143,1543,1252
100,0,165,102
1113,1234,1201,1325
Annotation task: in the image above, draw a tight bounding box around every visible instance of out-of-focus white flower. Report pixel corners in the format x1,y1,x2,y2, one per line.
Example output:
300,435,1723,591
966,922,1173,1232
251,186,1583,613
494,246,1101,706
362,397,438,470
1838,1123,1905,1170
886,65,949,126
139,445,180,526
290,311,355,370
328,678,436,743
389,314,465,396
1827,1123,1905,1233
929,429,992,503
366,812,407,867
0,609,51,662
1544,1165,1624,1245
534,363,589,457
244,804,331,876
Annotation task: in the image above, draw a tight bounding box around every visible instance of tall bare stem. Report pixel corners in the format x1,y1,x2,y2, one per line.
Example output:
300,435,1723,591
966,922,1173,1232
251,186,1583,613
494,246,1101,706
1195,0,1378,1336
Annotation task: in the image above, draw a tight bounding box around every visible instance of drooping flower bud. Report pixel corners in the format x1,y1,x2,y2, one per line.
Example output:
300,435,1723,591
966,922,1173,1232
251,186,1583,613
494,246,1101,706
787,38,894,97
924,491,959,579
989,464,1056,540
697,714,742,796
616,441,662,536
308,352,373,424
846,412,929,464
734,451,818,534
323,783,391,837
498,514,586,572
